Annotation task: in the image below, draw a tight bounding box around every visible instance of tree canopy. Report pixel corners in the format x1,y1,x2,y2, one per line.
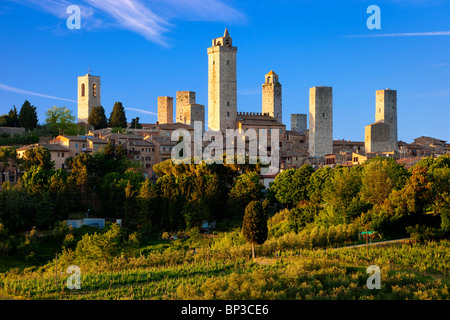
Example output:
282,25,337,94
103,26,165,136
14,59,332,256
19,100,38,131
88,106,108,130
109,102,127,128
45,106,78,136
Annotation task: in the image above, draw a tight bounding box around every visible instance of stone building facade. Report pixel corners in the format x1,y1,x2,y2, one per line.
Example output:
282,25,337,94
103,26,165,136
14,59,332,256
157,96,173,124
308,86,333,157
291,114,307,134
207,28,237,132
262,70,282,124
77,74,101,123
176,91,196,123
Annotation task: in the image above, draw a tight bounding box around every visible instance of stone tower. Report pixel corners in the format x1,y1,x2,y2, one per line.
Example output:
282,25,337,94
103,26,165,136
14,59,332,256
176,91,196,123
157,96,173,124
365,89,398,153
207,28,237,132
262,70,282,123
308,86,333,158
77,73,101,123
375,89,398,152
291,114,307,134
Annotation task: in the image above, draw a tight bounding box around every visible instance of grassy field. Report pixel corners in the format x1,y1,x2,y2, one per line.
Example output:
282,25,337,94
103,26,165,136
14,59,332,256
0,231,448,300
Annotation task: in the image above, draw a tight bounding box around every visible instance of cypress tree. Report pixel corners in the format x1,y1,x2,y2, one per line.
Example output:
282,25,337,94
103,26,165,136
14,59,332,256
88,105,108,130
242,200,268,259
19,100,38,131
109,101,127,128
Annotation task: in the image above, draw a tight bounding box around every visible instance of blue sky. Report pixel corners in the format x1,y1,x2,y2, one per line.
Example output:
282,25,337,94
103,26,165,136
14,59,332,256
0,0,449,142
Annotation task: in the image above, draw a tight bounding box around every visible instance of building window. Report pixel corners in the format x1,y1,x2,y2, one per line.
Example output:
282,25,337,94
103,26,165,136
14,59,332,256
57,152,60,157
323,113,325,118
81,83,85,97
93,83,97,97
227,112,230,117
227,60,230,65
227,101,230,106
62,153,65,158
75,143,78,149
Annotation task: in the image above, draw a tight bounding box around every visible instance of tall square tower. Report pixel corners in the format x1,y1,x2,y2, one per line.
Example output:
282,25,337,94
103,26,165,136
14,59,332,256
207,28,237,132
176,91,196,123
308,86,333,158
157,96,173,124
262,70,282,123
375,89,398,151
77,73,101,123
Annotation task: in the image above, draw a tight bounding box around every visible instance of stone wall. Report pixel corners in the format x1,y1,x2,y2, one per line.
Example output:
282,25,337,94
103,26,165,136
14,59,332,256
291,114,307,134
365,121,391,153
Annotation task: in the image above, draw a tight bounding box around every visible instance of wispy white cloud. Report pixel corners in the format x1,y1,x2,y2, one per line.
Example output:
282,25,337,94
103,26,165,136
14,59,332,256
0,82,77,103
9,0,245,46
125,107,157,116
238,88,260,96
409,89,450,98
432,62,450,68
346,31,450,38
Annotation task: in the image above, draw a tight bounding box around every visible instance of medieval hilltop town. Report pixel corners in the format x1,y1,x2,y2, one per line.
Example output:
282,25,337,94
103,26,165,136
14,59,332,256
3,29,449,184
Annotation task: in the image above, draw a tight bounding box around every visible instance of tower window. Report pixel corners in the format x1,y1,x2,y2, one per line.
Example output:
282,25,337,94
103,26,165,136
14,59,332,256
227,101,230,106
93,83,97,97
323,113,325,118
227,112,230,117
81,83,85,97
227,60,230,65
213,60,215,65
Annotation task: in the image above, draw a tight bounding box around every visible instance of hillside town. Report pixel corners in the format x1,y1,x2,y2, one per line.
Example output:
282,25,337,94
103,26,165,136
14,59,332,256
1,29,449,186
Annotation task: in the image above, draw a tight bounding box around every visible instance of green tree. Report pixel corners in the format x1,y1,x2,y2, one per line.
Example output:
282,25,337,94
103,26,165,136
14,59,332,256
22,146,54,171
289,201,319,232
19,100,38,131
307,166,333,204
19,165,52,194
361,160,394,206
1,106,20,127
88,106,108,130
45,106,78,136
130,117,142,129
242,200,268,259
0,146,17,184
135,179,159,233
269,164,315,208
109,102,127,128
228,172,265,216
